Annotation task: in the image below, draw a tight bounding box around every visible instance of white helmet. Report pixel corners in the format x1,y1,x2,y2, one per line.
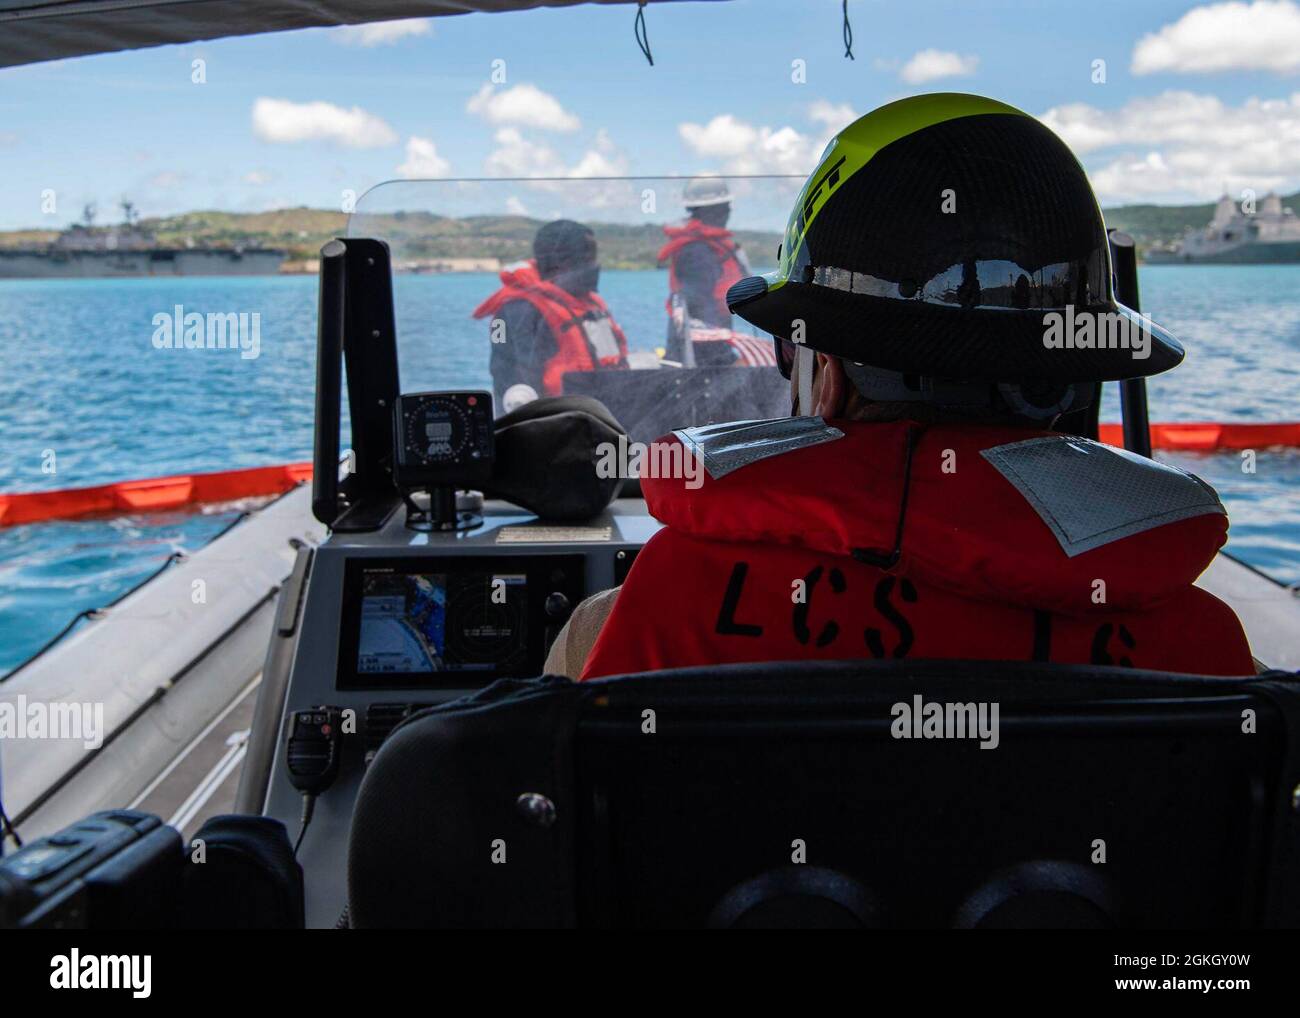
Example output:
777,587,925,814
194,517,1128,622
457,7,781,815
501,383,539,413
682,175,731,208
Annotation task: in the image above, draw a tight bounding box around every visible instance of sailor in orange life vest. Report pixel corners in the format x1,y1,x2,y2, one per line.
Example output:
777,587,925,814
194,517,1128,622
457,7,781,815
473,219,629,413
543,92,1256,680
659,177,751,366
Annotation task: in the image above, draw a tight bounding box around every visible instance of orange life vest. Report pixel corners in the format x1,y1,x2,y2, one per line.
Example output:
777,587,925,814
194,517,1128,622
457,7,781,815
581,420,1254,679
473,260,629,396
658,219,747,324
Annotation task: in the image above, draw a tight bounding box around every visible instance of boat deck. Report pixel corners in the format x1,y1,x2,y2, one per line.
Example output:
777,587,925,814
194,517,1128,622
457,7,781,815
131,677,259,841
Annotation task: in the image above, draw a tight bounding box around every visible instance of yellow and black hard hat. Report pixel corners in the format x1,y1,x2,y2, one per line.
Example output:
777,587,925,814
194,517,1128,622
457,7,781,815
727,93,1183,384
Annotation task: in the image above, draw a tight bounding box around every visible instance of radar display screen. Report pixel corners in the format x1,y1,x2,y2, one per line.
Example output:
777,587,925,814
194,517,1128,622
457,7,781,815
338,555,585,689
356,569,527,675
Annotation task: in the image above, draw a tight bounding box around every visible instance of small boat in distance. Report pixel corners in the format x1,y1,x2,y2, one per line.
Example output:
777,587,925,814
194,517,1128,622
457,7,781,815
1146,191,1300,263
0,201,285,278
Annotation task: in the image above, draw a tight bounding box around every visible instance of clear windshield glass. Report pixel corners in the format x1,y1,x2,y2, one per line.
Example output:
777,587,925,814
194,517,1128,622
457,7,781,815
347,175,801,445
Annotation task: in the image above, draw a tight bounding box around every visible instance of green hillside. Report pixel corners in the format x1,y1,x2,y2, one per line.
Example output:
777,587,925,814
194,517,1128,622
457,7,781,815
0,207,781,269
2,191,1295,265
0,207,345,261
149,208,347,258
374,214,781,269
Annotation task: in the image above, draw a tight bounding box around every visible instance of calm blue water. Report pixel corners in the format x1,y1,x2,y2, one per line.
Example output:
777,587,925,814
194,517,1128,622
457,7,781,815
0,265,1297,674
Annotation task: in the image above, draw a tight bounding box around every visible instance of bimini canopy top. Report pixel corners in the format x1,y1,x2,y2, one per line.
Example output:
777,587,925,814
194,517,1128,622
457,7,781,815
0,0,705,69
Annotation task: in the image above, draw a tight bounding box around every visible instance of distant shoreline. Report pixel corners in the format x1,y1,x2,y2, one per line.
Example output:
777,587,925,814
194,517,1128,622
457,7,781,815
3,192,1298,268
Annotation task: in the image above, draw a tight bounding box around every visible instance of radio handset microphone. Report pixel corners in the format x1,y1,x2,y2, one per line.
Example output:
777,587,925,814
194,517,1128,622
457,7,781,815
285,706,344,856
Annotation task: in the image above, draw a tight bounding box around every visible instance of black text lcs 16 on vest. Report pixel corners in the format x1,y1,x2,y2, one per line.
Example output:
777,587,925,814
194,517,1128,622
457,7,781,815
714,560,919,660
713,557,1154,668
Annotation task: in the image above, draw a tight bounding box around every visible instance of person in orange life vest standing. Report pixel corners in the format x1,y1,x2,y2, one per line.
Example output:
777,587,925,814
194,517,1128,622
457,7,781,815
659,177,751,366
543,93,1255,680
473,219,629,413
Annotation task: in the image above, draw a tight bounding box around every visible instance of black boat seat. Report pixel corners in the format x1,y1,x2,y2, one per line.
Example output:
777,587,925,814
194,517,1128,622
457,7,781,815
347,660,1300,929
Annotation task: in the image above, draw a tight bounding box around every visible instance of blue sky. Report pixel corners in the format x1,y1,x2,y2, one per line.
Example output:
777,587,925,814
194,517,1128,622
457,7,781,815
2,0,1300,229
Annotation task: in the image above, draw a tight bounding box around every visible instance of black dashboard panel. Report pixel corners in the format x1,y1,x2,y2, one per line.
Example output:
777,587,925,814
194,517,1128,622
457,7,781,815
266,500,660,927
336,554,585,690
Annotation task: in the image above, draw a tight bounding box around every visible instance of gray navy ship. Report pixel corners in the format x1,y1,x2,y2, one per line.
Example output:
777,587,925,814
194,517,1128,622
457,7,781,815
1145,191,1300,264
0,202,286,278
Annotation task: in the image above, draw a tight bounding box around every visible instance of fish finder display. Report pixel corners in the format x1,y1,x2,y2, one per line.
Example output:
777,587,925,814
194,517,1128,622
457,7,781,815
356,569,527,675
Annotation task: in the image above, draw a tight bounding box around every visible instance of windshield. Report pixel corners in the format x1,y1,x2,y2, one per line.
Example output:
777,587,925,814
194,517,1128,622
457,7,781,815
347,175,801,444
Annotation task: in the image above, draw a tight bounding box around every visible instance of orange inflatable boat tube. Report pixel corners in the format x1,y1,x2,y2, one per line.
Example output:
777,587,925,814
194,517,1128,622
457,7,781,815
2,421,1297,527
0,462,312,527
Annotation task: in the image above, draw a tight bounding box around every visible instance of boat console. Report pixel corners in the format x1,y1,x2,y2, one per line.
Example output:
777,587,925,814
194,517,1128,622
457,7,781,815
234,236,671,924
257,496,659,925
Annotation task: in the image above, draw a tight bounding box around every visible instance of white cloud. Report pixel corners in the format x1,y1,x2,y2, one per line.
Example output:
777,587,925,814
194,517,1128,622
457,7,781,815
467,83,580,132
808,100,856,131
396,136,451,178
568,130,628,177
505,195,529,216
1036,101,1119,154
243,169,273,185
1132,1,1300,75
678,116,811,174
485,127,565,177
1039,90,1300,202
1089,152,1186,202
332,18,432,47
251,97,398,149
678,106,849,175
148,171,183,189
806,101,856,160
483,127,626,179
679,114,758,159
480,128,634,209
899,49,979,84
